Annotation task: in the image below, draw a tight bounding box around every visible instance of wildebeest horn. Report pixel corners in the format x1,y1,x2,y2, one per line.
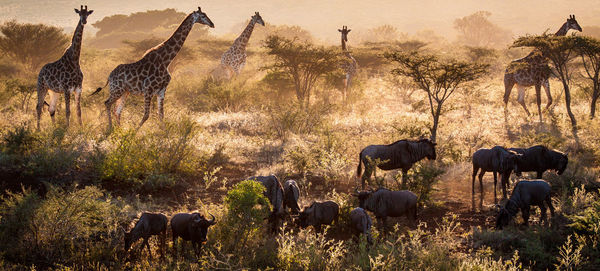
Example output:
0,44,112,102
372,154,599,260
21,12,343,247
208,213,216,225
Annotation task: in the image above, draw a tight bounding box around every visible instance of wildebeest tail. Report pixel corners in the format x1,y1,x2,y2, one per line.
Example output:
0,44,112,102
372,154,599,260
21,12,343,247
90,80,108,96
357,151,363,177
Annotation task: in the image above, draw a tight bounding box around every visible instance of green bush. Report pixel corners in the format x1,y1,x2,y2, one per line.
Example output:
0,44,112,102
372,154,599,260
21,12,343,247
0,185,126,268
99,119,208,194
397,162,445,205
176,77,254,112
265,101,332,143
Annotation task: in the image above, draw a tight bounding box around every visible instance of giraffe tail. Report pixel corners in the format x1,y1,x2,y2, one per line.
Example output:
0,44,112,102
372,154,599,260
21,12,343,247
90,80,108,96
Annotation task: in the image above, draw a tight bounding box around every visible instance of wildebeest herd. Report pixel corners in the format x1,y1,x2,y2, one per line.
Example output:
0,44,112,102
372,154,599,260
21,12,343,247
123,139,568,259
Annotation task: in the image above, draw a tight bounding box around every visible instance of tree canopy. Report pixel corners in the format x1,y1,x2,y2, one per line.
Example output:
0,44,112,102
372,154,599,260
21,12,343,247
0,21,69,72
454,11,512,48
385,50,488,142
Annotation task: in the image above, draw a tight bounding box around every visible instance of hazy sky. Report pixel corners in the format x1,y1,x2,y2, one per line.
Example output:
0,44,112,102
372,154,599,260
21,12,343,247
1,0,599,43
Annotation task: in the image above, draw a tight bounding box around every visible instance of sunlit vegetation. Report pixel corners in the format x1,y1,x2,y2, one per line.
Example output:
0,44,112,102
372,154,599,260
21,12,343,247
0,7,599,270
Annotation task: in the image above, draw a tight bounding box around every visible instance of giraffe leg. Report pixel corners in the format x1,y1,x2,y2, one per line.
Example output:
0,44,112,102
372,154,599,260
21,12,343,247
138,94,152,129
114,93,128,126
157,88,166,122
543,79,552,111
346,74,353,102
64,89,71,128
104,92,122,132
74,87,82,126
48,91,61,125
36,82,48,130
516,84,531,116
535,84,542,122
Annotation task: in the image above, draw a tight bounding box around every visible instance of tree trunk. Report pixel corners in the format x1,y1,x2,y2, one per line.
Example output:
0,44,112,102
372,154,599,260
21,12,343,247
591,83,599,119
430,102,442,143
562,81,580,145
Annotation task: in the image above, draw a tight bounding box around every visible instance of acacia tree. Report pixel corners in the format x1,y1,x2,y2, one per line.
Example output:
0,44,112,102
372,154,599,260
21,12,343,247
384,51,488,142
575,36,600,119
454,11,512,48
513,35,581,143
263,35,341,108
0,21,68,72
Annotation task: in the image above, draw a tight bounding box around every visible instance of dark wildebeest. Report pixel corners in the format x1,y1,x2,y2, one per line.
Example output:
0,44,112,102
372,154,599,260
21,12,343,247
170,212,216,257
247,175,285,232
296,200,340,233
353,187,418,233
472,146,522,202
283,179,300,215
123,212,168,260
496,180,554,229
508,145,568,179
350,207,373,244
357,139,437,189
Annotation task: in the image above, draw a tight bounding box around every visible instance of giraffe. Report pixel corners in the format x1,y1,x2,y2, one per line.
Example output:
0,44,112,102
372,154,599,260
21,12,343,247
338,25,358,103
211,12,265,81
92,7,214,131
35,5,93,130
503,15,582,122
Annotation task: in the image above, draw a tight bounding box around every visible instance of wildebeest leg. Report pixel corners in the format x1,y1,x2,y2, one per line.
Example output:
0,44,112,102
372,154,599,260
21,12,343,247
536,171,543,179
472,166,479,197
160,228,166,259
493,171,498,203
546,196,555,217
361,165,372,189
521,206,530,227
535,83,543,122
478,170,485,196
539,203,548,225
500,171,509,200
401,169,408,190
142,237,152,260
378,217,387,236
172,236,178,258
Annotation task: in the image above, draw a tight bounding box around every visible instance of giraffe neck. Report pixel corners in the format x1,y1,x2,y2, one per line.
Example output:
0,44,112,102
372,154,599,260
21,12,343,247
341,37,347,51
151,13,195,67
555,22,570,36
232,19,257,51
66,19,84,61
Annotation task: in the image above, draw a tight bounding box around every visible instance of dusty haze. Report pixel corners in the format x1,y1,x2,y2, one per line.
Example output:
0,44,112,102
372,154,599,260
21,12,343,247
1,0,599,43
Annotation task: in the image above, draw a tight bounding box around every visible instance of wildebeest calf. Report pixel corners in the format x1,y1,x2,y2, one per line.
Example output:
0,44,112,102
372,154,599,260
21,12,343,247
283,179,300,215
353,187,417,232
350,207,373,244
297,200,339,233
472,146,521,202
123,212,168,260
496,180,554,229
171,212,216,257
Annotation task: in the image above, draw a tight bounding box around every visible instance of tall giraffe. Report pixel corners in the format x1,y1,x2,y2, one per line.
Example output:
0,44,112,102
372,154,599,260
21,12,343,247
92,7,214,130
35,5,93,130
212,12,265,81
338,26,357,103
503,15,582,122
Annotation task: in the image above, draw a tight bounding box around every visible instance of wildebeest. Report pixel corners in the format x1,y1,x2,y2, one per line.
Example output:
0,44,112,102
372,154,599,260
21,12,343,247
247,175,285,232
297,200,340,233
353,188,418,232
508,145,568,179
496,180,554,229
171,212,216,257
350,207,373,244
357,138,437,189
123,212,168,260
472,146,521,201
283,179,301,214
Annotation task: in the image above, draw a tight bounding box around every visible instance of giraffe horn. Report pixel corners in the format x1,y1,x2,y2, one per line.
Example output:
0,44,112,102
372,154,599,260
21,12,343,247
85,5,87,10
80,5,83,10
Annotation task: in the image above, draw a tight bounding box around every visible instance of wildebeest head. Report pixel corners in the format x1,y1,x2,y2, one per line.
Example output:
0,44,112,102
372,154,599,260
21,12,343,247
296,209,311,228
190,213,216,243
495,206,512,230
353,188,373,209
123,228,134,252
420,139,437,160
502,150,521,172
557,153,568,175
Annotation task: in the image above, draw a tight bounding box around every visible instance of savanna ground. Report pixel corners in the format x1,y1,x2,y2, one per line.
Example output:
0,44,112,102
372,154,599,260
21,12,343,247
0,9,600,271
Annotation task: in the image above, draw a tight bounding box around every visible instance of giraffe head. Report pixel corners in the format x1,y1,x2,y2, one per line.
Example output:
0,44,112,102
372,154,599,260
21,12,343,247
252,12,265,26
338,25,351,42
74,5,93,25
193,7,215,28
566,15,582,32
